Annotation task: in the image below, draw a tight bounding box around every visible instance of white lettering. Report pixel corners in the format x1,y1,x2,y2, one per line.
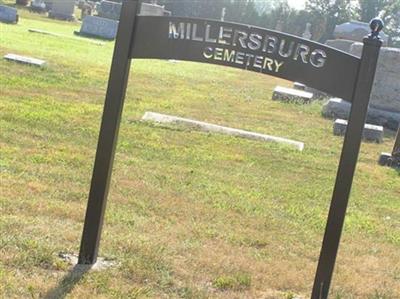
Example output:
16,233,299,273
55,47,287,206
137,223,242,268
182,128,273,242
169,22,185,39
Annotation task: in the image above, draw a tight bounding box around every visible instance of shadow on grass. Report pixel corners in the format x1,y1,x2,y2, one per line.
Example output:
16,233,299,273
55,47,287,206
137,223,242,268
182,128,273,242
43,264,92,299
135,120,189,133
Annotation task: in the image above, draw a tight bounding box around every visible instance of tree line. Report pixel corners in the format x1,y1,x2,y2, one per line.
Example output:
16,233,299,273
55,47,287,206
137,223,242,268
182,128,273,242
152,0,400,47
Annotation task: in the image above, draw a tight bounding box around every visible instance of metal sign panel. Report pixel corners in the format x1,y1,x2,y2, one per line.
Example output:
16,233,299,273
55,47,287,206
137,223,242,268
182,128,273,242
131,16,360,101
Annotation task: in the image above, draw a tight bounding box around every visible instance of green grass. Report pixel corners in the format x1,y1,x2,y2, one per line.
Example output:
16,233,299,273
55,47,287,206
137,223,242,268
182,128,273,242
1,7,399,299
213,273,251,291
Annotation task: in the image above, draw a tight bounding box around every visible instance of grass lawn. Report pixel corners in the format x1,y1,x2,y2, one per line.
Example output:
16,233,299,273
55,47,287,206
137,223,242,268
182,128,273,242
0,5,399,299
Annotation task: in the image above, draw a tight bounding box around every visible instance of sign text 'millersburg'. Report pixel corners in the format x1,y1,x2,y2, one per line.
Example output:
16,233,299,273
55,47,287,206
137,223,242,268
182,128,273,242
169,21,327,73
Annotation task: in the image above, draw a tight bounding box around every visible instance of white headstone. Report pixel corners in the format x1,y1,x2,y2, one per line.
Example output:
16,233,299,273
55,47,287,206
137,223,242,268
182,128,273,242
221,7,226,21
275,20,284,32
302,23,312,40
77,15,119,40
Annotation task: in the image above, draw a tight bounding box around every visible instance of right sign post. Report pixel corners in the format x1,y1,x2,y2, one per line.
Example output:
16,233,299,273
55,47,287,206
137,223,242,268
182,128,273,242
311,19,383,299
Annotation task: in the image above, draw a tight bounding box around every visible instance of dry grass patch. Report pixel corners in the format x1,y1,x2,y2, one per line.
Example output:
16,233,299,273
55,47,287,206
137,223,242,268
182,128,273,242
1,8,399,299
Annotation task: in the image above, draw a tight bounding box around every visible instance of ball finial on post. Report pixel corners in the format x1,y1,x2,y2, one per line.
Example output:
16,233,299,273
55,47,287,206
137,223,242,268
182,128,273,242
369,18,384,39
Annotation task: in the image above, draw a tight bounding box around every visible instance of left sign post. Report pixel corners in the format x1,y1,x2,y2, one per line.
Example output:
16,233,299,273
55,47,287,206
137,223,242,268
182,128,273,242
78,0,139,265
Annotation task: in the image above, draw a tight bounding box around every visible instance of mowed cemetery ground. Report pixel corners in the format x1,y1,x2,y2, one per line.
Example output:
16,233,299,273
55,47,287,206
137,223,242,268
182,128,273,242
1,5,399,299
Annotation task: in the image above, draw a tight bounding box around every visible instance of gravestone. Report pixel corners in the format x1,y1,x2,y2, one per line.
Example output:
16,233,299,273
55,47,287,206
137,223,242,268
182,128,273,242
78,0,95,20
334,21,388,45
142,112,304,151
333,119,384,143
379,128,400,168
49,0,75,21
4,53,46,67
220,7,226,21
0,5,18,24
325,39,355,53
44,0,52,11
322,98,400,131
76,2,172,40
302,23,312,40
379,152,400,168
275,19,284,32
293,82,306,91
97,0,121,20
272,86,313,104
322,98,352,119
323,44,400,130
304,86,329,100
30,0,47,13
139,2,171,16
350,43,400,113
76,16,118,40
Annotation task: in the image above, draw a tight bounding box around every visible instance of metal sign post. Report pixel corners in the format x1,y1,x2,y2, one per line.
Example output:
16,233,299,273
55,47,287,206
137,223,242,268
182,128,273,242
394,128,400,159
78,0,140,265
311,23,383,299
77,0,383,296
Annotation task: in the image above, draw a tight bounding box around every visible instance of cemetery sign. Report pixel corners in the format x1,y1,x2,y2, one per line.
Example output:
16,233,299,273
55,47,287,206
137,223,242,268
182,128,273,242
77,1,384,298
132,16,359,100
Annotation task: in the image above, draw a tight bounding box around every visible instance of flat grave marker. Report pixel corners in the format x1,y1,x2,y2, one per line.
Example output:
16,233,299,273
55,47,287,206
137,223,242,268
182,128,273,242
4,53,46,67
379,152,400,168
333,118,384,143
323,97,400,130
142,111,304,151
293,82,306,90
272,86,313,103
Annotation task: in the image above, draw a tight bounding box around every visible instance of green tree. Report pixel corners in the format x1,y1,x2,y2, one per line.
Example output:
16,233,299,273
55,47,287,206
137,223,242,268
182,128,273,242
383,1,400,46
257,1,291,31
306,0,352,42
357,0,393,22
356,0,400,47
157,0,258,23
